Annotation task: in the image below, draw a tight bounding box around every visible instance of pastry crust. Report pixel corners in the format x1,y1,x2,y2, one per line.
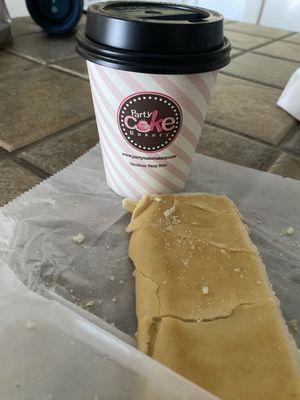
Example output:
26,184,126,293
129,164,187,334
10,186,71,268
127,193,274,321
138,301,300,400
126,193,300,399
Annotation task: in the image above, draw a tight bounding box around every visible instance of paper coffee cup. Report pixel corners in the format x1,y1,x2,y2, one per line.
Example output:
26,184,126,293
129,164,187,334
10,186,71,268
77,2,231,199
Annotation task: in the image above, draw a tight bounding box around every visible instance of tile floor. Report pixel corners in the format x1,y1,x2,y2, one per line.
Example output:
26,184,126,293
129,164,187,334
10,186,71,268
0,17,300,206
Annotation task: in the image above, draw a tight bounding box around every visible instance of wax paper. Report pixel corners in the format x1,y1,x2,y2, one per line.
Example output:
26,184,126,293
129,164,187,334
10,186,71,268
0,145,299,345
0,260,216,400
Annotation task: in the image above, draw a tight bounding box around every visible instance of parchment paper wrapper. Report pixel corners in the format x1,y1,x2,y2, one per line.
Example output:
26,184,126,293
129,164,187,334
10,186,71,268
0,260,215,400
0,145,299,345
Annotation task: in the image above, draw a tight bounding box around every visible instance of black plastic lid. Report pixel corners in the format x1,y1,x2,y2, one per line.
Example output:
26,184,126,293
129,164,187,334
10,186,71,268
76,1,231,74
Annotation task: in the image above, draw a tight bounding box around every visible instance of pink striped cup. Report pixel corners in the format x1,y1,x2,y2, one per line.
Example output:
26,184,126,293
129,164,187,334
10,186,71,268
77,2,231,198
87,64,218,198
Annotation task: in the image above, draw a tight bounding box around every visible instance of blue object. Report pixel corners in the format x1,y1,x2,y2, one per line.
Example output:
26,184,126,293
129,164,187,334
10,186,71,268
26,0,83,34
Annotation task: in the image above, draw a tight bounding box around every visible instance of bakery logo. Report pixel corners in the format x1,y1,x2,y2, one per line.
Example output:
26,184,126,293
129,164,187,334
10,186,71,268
118,92,182,152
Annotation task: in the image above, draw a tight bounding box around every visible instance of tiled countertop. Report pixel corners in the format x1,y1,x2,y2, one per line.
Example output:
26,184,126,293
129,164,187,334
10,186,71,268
0,16,300,206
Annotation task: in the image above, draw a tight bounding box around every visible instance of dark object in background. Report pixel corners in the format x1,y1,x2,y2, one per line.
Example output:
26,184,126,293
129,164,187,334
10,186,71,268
26,0,83,34
0,0,11,47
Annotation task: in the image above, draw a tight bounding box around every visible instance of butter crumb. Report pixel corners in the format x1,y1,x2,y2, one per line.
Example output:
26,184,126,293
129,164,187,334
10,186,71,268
164,204,175,218
281,226,295,236
26,319,36,329
202,286,209,295
286,226,294,235
71,233,86,244
288,319,298,332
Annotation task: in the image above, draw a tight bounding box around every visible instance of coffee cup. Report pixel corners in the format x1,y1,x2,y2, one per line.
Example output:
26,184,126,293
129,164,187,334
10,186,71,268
77,1,231,199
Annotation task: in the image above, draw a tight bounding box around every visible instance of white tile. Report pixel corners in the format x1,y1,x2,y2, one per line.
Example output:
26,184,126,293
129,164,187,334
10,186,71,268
174,0,264,23
260,0,300,32
6,0,29,17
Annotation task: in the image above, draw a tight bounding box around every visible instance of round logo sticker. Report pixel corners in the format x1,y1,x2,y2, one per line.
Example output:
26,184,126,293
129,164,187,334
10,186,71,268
118,92,182,153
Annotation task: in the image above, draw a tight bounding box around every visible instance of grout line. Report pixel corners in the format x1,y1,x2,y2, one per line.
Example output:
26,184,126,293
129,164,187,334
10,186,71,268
205,121,300,169
224,46,299,88
224,20,238,25
225,27,296,41
228,36,275,57
4,115,98,181
230,50,246,59
11,30,44,38
277,125,300,158
230,53,241,59
4,48,91,82
261,139,298,172
10,156,50,179
13,116,96,154
45,54,80,64
0,149,10,160
282,38,300,45
229,32,298,60
48,64,89,81
4,48,79,68
206,119,300,154
0,144,98,210
219,70,283,90
225,28,274,40
231,48,247,55
229,48,254,58
259,149,282,171
277,31,300,40
262,147,300,171
4,48,47,65
280,148,300,158
253,50,300,64
225,28,284,41
204,121,275,147
276,125,299,147
230,38,274,52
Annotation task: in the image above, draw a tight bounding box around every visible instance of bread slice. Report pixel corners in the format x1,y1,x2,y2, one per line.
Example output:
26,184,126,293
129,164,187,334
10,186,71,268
125,193,300,399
